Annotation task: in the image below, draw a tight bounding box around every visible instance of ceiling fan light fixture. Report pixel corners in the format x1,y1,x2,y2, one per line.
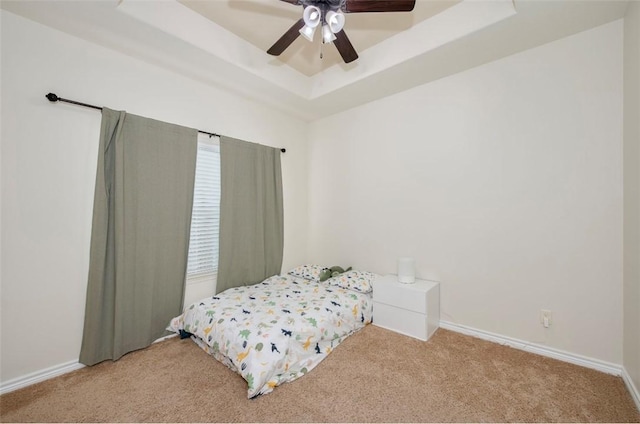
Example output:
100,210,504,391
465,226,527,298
299,25,317,42
302,5,321,28
322,24,337,44
299,5,321,42
325,10,345,33
269,0,416,64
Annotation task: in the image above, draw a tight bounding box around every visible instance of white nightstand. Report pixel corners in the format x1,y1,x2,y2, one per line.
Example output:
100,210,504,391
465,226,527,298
372,274,440,341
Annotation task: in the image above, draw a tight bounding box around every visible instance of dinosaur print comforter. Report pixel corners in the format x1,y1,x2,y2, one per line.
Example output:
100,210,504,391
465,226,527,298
168,274,373,398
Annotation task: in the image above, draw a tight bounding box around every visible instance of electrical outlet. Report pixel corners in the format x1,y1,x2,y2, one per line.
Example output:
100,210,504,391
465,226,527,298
540,309,552,328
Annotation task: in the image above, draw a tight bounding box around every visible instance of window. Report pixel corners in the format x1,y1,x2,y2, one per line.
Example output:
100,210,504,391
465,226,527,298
186,137,221,284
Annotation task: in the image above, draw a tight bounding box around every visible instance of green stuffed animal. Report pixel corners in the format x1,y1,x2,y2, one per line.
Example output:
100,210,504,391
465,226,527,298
319,265,352,282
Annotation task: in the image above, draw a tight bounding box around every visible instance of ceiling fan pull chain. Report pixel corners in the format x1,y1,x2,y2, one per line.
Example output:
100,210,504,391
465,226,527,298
320,41,323,59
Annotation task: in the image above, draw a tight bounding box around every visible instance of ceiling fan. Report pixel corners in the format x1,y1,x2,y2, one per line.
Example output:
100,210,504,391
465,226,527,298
267,0,416,64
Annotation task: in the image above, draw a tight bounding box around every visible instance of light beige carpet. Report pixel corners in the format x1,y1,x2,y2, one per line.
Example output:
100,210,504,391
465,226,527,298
1,325,638,422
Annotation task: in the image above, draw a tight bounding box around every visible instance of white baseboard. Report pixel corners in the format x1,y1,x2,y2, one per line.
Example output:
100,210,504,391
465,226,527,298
153,333,178,344
0,336,176,396
0,361,85,395
2,327,638,413
439,320,622,376
622,367,640,412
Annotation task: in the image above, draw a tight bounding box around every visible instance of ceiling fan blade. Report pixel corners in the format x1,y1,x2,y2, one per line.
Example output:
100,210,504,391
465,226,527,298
279,0,301,4
267,18,305,56
342,0,415,13
333,30,359,64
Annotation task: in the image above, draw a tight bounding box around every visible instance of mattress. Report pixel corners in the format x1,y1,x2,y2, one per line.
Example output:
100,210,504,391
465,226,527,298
168,273,373,397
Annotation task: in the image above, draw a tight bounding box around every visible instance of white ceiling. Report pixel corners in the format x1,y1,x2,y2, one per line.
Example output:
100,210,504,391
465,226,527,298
178,0,461,76
0,0,630,121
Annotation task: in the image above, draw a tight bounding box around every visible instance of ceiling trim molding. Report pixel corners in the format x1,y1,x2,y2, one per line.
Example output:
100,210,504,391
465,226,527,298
117,0,311,98
2,0,628,121
308,0,517,99
117,0,516,101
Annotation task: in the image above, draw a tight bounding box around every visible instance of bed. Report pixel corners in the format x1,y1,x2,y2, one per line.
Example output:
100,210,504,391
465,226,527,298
167,266,375,398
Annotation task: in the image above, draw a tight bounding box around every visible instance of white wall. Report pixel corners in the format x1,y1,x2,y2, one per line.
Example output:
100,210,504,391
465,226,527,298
0,5,632,390
623,0,640,395
0,10,308,384
308,20,623,363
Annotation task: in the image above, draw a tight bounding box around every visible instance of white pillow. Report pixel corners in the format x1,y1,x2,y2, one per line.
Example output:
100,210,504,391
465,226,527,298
287,264,327,282
325,270,375,294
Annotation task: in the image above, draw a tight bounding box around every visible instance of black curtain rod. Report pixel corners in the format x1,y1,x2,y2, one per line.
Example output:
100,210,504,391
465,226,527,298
45,93,286,153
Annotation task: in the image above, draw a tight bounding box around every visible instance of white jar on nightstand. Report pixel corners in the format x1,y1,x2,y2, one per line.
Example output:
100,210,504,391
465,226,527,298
372,274,440,341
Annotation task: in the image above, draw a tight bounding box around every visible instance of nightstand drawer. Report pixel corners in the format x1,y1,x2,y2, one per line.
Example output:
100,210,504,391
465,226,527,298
372,274,440,341
374,277,431,314
373,302,429,341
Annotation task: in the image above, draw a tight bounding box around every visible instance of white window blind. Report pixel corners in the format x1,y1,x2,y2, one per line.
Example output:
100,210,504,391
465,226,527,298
186,140,220,278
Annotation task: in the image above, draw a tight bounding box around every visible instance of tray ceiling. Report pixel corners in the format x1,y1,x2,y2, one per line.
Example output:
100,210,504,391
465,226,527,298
178,0,461,76
0,0,630,121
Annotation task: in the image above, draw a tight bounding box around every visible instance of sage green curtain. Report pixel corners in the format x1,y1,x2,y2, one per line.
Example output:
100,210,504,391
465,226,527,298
79,108,198,366
217,136,283,293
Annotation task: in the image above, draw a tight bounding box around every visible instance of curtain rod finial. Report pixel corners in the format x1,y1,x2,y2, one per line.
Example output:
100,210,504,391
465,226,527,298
46,93,59,102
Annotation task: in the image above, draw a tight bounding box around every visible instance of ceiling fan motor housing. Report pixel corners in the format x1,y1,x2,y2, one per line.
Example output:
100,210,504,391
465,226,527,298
301,0,343,13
